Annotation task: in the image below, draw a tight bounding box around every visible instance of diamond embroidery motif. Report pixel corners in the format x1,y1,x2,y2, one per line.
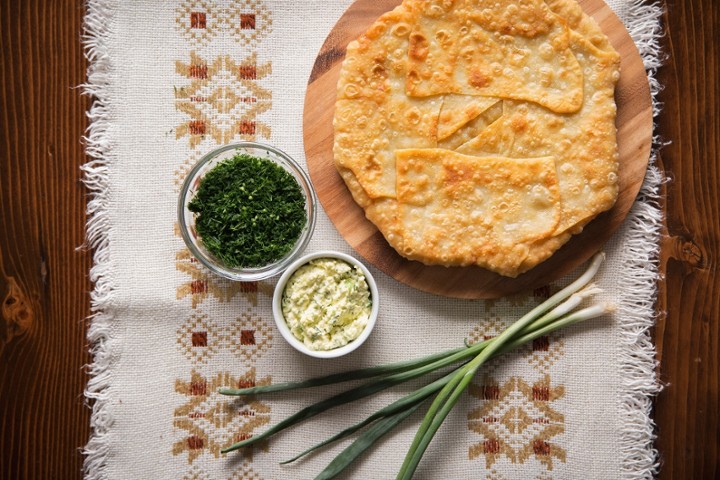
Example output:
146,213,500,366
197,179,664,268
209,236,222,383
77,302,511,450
177,313,221,365
173,369,271,463
227,311,273,367
524,334,565,374
468,375,566,470
175,52,272,148
227,0,272,46
176,0,222,45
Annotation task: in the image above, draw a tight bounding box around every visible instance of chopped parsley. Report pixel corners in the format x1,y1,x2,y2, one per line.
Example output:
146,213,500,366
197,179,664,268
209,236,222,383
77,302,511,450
188,153,307,268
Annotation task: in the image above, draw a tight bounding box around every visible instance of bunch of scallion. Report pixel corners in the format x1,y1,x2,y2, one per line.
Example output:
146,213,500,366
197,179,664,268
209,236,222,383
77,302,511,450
219,253,614,479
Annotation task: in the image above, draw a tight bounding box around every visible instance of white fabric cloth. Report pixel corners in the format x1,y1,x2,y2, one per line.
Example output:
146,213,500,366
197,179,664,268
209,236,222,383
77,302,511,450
83,1,664,478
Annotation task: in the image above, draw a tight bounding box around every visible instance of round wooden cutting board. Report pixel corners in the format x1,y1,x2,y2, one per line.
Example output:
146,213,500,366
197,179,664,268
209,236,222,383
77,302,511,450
303,0,653,299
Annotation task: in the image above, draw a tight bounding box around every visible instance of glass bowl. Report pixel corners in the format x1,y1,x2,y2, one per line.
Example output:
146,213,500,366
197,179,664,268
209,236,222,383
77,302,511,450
272,251,380,359
178,142,317,281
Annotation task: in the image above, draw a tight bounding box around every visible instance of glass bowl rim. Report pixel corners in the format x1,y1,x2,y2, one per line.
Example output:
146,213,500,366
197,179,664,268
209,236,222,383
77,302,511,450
177,141,317,281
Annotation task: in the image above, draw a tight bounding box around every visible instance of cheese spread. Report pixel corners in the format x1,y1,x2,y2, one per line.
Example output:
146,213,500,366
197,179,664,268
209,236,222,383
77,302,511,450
281,258,372,351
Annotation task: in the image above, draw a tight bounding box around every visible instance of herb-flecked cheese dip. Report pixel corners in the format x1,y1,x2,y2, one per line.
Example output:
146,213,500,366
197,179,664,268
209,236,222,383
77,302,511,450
281,258,372,351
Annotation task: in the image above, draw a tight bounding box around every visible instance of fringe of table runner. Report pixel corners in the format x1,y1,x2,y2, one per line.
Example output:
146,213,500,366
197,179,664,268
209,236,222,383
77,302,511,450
82,0,117,478
615,1,666,478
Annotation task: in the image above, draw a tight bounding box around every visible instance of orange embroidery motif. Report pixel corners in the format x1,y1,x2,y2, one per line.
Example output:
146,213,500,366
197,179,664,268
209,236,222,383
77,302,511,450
227,311,273,367
176,0,272,46
177,313,221,364
175,247,273,308
176,311,273,366
182,463,263,480
227,0,272,46
176,0,222,45
172,1,274,476
468,375,567,470
524,333,565,374
173,369,271,464
175,52,272,147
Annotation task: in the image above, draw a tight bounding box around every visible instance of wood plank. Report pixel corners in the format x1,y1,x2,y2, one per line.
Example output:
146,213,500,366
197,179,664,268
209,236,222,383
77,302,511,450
655,0,719,478
0,0,91,478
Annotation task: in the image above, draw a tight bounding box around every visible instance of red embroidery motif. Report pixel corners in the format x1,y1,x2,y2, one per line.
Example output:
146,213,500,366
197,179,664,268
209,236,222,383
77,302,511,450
190,379,207,396
240,329,256,346
240,14,256,29
191,331,207,347
480,384,500,400
533,440,552,456
187,435,204,450
189,63,208,79
533,335,550,351
239,281,258,293
237,378,255,389
190,12,206,29
533,285,552,299
483,438,500,454
238,121,256,135
533,384,551,401
188,120,206,136
239,65,257,79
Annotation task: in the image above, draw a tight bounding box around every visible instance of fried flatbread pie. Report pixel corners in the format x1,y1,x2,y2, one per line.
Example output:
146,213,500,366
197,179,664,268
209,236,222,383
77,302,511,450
333,0,621,277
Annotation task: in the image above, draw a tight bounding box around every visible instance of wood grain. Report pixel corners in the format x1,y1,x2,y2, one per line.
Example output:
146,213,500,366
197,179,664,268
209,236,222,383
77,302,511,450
0,1,91,478
303,0,653,298
0,0,716,479
654,1,719,478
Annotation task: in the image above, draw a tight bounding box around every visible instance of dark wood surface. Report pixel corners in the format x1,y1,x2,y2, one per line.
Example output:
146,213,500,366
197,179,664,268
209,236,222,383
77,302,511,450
0,0,716,478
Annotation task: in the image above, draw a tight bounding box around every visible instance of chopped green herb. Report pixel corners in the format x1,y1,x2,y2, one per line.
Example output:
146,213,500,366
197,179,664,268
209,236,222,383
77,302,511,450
188,153,307,268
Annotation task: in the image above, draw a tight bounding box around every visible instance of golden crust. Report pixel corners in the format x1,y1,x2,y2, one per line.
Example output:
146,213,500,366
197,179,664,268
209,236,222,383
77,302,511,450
333,0,621,277
405,0,584,113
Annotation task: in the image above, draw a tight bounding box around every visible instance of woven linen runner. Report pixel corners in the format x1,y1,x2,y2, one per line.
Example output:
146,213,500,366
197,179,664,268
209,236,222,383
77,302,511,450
83,1,664,478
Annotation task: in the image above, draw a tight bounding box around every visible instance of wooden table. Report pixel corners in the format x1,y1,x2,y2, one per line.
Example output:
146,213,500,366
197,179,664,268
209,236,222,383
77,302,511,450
0,1,717,478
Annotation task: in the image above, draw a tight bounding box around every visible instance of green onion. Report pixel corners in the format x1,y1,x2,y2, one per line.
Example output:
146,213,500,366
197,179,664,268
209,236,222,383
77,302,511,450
220,253,614,479
281,369,460,464
397,253,608,479
314,403,423,480
218,346,466,396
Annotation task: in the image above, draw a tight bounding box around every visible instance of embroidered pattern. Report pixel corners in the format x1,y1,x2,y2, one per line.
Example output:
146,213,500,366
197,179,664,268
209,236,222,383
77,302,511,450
227,311,273,367
176,0,223,45
174,152,201,192
226,0,272,46
173,369,272,463
172,2,275,476
176,312,273,366
467,304,567,474
468,375,567,470
175,52,272,147
524,334,565,374
466,316,510,377
175,248,272,308
486,470,556,480
176,0,272,46
182,463,262,480
177,313,222,365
